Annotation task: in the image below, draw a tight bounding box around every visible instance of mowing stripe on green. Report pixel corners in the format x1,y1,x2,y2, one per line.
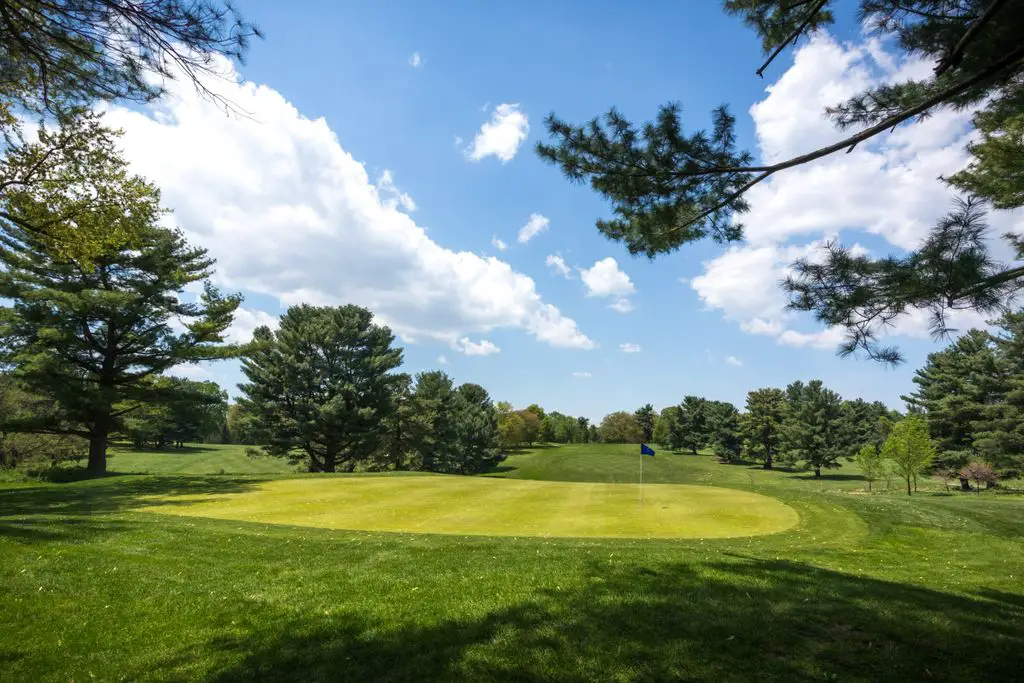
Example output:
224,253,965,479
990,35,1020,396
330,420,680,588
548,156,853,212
135,476,799,539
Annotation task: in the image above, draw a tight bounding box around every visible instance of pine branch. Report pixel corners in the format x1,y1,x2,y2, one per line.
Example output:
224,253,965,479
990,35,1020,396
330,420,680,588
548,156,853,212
662,44,1024,238
756,0,829,77
934,0,1012,76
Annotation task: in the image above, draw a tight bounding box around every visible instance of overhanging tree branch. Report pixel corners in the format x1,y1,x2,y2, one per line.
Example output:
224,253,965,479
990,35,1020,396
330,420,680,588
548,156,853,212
756,0,829,77
662,45,1024,237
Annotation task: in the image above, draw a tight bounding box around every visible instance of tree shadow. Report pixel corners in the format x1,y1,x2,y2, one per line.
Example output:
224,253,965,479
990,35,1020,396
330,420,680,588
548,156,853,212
0,476,261,543
160,558,1023,682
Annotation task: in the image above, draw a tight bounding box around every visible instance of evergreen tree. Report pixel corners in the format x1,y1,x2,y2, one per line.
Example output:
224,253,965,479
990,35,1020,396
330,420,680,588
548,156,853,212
781,380,851,477
536,2,1024,363
842,399,893,452
707,400,742,462
239,305,403,473
451,383,500,474
741,388,786,469
677,396,711,454
903,329,999,477
882,414,936,495
379,374,420,470
588,424,602,443
0,188,238,473
576,416,591,443
0,0,260,113
634,403,655,442
973,310,1024,476
408,370,458,472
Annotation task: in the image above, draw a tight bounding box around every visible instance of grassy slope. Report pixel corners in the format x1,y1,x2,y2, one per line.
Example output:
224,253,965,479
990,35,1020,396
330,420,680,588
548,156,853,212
1,444,1023,682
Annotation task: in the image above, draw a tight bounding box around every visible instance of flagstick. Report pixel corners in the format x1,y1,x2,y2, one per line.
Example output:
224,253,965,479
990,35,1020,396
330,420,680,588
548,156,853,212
639,446,644,507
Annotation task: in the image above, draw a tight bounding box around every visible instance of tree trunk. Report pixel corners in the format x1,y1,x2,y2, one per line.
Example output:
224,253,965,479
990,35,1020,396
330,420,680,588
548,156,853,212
867,480,872,493
87,431,108,475
763,453,773,470
959,477,970,491
323,450,336,473
814,467,821,478
906,477,912,496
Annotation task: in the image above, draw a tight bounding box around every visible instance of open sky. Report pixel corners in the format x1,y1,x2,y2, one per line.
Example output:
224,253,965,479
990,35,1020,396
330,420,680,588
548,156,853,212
102,0,1023,420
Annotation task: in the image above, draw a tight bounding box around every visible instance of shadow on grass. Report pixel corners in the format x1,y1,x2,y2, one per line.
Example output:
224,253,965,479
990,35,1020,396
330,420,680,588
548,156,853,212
0,476,261,543
173,558,1023,682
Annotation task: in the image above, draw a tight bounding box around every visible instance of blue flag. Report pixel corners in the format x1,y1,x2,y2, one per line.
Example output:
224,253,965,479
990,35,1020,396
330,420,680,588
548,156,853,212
640,443,656,457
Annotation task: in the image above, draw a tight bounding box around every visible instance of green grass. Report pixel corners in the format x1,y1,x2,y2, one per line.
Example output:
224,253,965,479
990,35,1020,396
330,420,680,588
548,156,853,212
106,443,297,475
2,443,1023,682
137,476,798,538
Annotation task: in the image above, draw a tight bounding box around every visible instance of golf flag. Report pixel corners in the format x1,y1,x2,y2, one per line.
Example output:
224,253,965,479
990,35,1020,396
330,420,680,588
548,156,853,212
640,443,656,457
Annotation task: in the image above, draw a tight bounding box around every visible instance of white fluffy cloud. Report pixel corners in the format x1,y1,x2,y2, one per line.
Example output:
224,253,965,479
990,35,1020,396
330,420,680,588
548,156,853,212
408,52,423,68
454,337,500,356
105,60,594,352
689,31,1024,351
491,236,508,251
571,371,592,378
518,213,549,243
580,257,635,297
225,307,280,344
437,354,449,364
546,254,571,278
466,103,529,163
619,343,641,353
724,356,744,367
580,257,636,312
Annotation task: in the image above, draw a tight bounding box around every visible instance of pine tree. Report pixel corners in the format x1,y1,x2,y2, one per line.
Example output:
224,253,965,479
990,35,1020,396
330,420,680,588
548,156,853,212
634,403,656,442
781,380,851,477
677,396,711,454
451,383,500,474
741,388,786,469
409,370,459,472
972,310,1024,476
882,414,936,495
707,400,742,462
239,305,403,472
902,329,999,479
0,184,238,474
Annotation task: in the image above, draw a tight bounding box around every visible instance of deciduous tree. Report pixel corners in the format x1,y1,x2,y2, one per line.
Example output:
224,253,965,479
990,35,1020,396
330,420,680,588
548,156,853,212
599,411,642,444
882,414,936,495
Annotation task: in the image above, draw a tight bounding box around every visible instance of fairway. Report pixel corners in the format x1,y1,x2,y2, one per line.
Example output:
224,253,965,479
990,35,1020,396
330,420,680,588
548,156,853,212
136,476,800,538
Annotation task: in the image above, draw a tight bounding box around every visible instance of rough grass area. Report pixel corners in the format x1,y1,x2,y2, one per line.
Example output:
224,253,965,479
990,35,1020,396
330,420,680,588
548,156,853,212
2,443,1023,682
136,476,798,538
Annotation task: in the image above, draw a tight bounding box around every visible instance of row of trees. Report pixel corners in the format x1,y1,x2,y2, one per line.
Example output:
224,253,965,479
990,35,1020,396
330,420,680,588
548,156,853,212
496,404,596,449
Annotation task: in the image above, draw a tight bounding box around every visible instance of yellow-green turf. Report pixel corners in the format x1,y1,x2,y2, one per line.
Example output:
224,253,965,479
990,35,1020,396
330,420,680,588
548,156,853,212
135,476,799,538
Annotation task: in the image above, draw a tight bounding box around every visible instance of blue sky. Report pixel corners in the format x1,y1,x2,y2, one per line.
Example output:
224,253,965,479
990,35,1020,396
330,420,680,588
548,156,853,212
104,1,1023,421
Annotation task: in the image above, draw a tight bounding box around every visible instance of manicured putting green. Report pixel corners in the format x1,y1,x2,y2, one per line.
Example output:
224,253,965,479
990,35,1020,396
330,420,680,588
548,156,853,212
137,476,799,539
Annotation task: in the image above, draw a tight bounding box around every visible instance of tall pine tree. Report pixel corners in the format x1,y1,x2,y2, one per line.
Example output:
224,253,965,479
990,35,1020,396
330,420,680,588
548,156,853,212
0,176,238,474
781,380,851,477
742,388,786,469
240,304,403,472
